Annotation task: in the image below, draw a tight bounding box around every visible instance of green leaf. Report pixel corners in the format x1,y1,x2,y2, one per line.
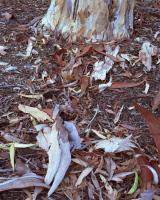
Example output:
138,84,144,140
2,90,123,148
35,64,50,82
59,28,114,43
128,172,139,194
9,143,15,171
14,143,35,148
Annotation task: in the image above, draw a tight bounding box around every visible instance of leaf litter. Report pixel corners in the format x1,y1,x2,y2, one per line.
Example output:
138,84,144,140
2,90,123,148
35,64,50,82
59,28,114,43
0,1,160,199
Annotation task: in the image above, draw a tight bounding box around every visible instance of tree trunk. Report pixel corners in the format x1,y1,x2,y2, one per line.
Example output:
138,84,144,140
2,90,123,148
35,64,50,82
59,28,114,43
42,0,134,42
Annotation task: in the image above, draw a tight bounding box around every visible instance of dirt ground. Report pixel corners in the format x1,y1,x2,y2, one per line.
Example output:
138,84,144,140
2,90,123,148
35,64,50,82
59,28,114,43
0,0,160,200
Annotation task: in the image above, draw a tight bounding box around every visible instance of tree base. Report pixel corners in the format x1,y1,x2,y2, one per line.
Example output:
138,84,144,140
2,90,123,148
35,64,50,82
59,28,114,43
41,0,134,42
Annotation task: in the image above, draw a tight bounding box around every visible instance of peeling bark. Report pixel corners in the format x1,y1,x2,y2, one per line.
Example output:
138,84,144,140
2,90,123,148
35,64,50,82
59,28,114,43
42,0,134,42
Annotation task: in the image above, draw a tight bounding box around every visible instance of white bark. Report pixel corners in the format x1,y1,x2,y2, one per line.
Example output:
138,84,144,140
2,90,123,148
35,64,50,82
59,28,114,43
42,0,134,42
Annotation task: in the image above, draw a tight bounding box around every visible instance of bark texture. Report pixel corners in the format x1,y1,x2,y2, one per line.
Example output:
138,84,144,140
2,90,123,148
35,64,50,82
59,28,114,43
42,0,134,42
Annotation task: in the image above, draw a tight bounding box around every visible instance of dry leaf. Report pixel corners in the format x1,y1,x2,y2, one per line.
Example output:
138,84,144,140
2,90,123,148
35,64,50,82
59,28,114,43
95,135,136,153
111,171,134,182
134,104,160,162
18,104,53,122
64,121,81,149
36,124,61,185
114,105,124,124
110,79,145,89
139,41,158,71
18,93,43,100
0,173,49,192
80,75,90,96
75,167,93,187
48,139,71,196
76,45,93,58
92,45,119,81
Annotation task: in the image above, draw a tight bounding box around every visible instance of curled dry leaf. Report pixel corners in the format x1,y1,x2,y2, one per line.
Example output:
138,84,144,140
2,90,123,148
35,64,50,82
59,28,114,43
91,45,119,81
139,41,158,71
36,124,61,185
36,117,80,197
110,78,145,89
95,135,136,153
0,173,49,192
64,121,81,149
18,104,53,122
48,139,71,196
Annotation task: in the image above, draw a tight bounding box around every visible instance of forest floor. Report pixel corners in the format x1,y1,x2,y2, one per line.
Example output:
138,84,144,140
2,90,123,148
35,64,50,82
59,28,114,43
0,1,160,200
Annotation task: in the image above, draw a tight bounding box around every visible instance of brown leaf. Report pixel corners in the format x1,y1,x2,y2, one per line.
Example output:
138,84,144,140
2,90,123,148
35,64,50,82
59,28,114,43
110,79,145,89
152,90,160,111
80,75,90,96
135,154,153,190
134,103,160,162
76,45,93,58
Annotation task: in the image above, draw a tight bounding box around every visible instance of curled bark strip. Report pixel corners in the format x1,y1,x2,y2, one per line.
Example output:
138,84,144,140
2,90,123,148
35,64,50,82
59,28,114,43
64,121,81,149
48,139,71,197
44,140,61,185
0,173,49,192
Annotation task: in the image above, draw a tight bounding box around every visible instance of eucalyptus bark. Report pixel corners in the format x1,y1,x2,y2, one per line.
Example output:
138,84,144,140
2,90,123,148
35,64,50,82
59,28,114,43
42,0,134,42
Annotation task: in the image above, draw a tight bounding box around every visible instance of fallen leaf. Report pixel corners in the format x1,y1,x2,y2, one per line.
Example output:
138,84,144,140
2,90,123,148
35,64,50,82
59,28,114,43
0,173,49,192
25,38,34,58
64,121,81,150
128,172,139,194
139,41,158,71
100,174,118,200
18,93,43,100
80,75,90,96
36,124,61,185
14,143,35,148
9,143,15,171
114,105,124,124
98,76,112,92
76,45,93,58
18,104,53,122
95,135,136,153
110,79,145,89
111,171,134,182
91,45,119,81
48,139,71,196
135,154,153,190
91,129,107,139
105,158,116,180
72,158,88,167
134,104,160,162
143,82,150,94
75,167,93,187
152,90,160,111
9,143,35,171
